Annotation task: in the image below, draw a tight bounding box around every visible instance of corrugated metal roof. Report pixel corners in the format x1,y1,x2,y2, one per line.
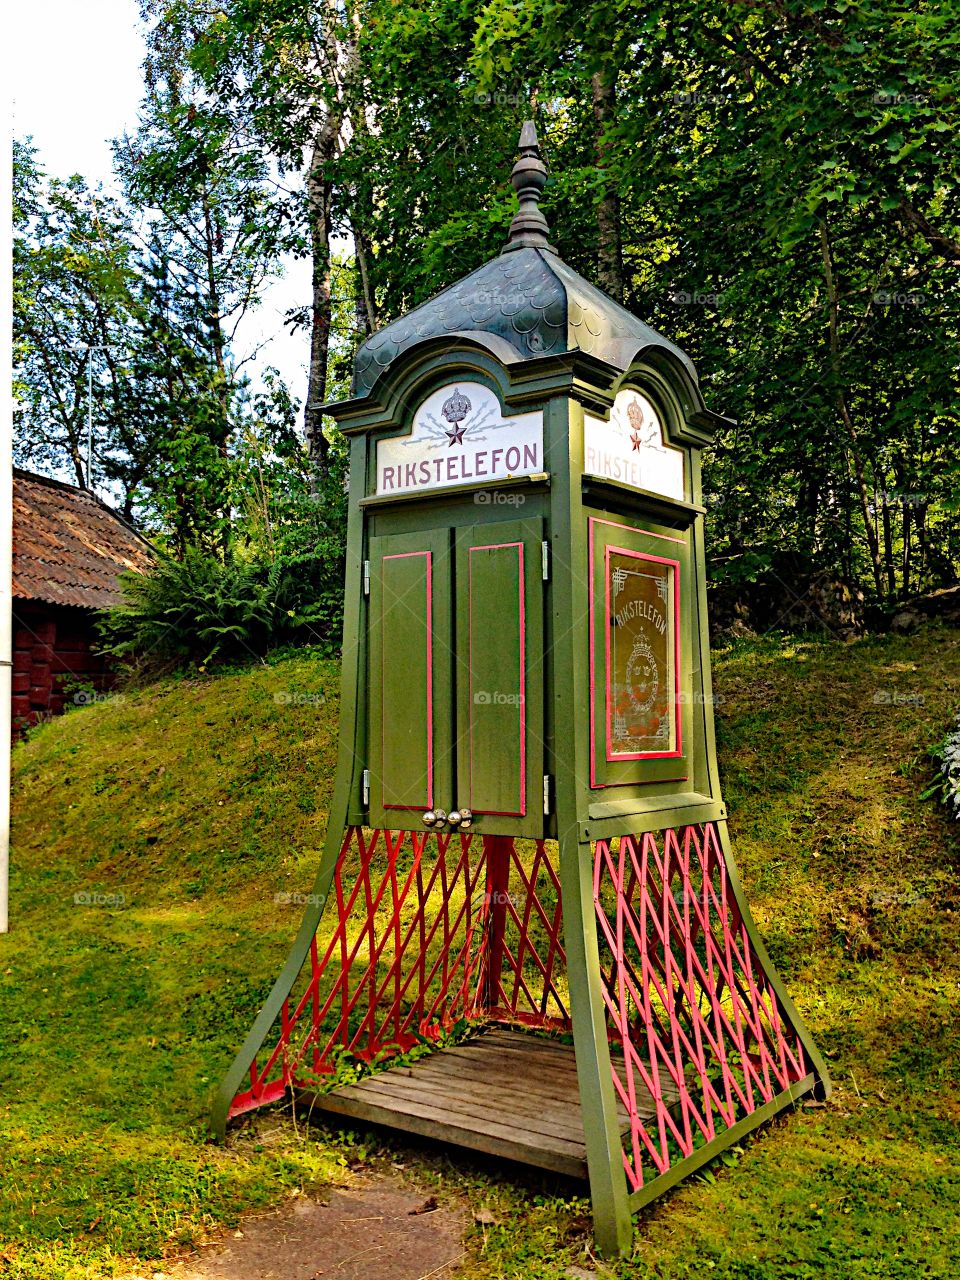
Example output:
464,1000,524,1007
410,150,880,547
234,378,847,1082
12,469,155,610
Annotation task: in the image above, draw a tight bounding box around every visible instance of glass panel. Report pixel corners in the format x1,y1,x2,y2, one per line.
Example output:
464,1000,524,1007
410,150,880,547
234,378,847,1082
606,549,677,757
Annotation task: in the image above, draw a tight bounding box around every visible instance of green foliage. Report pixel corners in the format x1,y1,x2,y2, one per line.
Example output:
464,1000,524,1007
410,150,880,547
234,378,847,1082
920,715,960,819
99,535,344,670
16,0,960,612
12,140,140,491
96,366,349,671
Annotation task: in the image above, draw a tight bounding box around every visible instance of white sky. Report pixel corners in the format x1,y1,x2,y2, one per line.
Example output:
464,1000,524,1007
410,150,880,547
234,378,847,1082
10,0,312,407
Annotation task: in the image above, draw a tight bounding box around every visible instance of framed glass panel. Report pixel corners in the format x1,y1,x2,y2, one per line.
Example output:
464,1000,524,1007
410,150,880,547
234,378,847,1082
605,546,680,760
588,515,690,790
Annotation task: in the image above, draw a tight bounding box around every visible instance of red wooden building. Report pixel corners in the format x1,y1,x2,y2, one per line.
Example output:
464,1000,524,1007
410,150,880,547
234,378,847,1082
11,470,154,738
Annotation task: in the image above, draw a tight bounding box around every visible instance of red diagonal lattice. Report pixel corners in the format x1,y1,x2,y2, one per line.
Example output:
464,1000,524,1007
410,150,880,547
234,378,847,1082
484,837,570,1029
594,822,810,1192
229,829,569,1120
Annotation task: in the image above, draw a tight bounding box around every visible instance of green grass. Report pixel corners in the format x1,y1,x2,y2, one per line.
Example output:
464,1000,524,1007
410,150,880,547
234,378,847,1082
2,630,959,1278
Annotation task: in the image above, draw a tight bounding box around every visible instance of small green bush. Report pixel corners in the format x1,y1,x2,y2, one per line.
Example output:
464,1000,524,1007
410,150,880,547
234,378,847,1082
921,714,960,820
98,542,344,670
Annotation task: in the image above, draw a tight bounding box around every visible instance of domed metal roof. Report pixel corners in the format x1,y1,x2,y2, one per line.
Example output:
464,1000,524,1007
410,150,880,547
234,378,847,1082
351,123,695,399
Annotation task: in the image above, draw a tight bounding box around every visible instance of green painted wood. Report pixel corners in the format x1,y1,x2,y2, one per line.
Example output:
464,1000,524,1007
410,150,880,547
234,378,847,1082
367,528,454,828
581,475,706,521
215,335,829,1267
548,392,635,1258
581,796,726,844
359,471,550,510
455,519,544,838
461,537,524,814
378,549,431,807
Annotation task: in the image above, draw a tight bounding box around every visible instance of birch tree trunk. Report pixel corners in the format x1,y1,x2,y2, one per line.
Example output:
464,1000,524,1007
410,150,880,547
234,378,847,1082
304,121,339,474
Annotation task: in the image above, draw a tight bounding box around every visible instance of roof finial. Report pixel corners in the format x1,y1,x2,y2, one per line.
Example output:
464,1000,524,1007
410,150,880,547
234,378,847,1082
502,121,557,255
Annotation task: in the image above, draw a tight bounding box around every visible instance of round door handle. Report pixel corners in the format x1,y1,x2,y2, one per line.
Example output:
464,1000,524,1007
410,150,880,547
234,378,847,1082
448,808,473,829
422,809,447,829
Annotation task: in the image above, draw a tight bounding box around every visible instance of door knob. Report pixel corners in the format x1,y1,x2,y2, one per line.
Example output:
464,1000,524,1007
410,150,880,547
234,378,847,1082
422,809,447,829
448,808,473,829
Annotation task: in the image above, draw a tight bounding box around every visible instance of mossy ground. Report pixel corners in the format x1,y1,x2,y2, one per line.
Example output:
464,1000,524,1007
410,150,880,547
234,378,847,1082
2,630,959,1278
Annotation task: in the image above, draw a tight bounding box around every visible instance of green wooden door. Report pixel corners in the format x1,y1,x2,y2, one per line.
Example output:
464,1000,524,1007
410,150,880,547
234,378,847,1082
454,519,544,838
366,517,544,837
367,529,454,828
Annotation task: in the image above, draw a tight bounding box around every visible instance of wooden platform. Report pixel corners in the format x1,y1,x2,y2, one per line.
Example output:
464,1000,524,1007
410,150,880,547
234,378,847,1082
297,1027,679,1178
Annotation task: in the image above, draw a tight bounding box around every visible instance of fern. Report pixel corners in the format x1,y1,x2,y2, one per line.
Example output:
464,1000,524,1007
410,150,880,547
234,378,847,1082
97,542,344,671
920,715,960,820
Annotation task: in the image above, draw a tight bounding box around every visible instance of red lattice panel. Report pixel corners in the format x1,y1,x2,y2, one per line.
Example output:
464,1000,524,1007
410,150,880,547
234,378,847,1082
485,837,569,1029
594,822,810,1193
229,830,568,1119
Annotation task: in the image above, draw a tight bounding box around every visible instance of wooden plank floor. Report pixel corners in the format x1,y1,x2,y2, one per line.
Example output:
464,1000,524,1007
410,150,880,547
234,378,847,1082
298,1027,681,1178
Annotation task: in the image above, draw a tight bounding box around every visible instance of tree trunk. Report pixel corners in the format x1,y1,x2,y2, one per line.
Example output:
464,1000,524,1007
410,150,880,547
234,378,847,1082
819,222,885,600
880,483,895,598
352,217,377,338
896,199,960,262
200,182,232,551
304,122,338,476
591,66,624,304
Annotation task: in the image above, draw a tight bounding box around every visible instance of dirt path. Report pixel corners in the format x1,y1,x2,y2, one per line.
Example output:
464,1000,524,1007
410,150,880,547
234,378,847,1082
166,1175,467,1280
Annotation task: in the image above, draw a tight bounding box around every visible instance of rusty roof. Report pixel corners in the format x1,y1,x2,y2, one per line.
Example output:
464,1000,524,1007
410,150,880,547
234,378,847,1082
12,469,155,610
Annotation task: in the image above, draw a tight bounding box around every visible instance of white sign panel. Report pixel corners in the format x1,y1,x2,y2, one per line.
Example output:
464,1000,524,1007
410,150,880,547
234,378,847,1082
584,389,685,502
376,382,543,496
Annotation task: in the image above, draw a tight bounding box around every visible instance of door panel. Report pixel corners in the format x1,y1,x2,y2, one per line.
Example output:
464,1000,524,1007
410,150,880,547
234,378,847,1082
368,529,453,827
455,519,544,837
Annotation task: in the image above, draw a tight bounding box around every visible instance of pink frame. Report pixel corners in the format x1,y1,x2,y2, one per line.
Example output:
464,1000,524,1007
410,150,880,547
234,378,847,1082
603,542,682,763
381,550,433,810
467,541,526,816
588,517,686,790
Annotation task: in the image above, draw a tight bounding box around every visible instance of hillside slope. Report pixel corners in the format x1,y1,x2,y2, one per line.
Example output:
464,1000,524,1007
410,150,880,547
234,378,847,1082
2,631,959,1279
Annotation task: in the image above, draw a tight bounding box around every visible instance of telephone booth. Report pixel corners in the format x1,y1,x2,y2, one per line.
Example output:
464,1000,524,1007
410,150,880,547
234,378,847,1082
213,123,830,1256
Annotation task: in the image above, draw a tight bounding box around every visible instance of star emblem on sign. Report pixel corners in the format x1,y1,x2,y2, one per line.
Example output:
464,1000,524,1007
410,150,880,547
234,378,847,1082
441,388,471,447
628,400,644,451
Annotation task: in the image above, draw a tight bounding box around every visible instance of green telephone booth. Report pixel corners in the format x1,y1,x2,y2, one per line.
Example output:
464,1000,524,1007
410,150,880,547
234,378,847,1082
213,123,830,1256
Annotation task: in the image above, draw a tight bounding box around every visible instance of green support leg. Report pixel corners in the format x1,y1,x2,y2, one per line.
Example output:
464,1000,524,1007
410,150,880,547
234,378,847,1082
558,821,634,1259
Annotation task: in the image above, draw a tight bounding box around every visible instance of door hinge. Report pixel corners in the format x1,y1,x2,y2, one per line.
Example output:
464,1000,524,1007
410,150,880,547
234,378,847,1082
541,540,550,581
543,774,552,815
362,768,370,806
363,560,370,595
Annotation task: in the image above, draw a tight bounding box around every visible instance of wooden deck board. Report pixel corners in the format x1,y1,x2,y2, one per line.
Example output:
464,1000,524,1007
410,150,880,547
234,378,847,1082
297,1027,681,1179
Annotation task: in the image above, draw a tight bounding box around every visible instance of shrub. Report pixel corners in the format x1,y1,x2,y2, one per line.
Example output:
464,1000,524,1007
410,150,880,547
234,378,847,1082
921,715,960,820
98,542,345,671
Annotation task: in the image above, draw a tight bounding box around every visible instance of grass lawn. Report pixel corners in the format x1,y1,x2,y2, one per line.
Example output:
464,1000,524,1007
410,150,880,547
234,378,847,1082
2,628,959,1279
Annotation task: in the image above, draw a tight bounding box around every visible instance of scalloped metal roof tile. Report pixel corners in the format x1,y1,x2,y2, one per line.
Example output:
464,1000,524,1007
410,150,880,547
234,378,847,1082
351,247,694,398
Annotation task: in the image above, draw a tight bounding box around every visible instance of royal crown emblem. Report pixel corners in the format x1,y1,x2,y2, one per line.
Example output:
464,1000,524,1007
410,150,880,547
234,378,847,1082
625,633,659,717
441,388,472,445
